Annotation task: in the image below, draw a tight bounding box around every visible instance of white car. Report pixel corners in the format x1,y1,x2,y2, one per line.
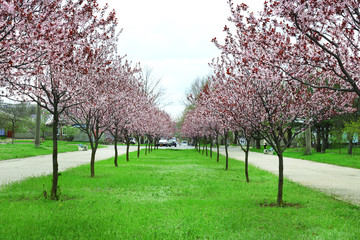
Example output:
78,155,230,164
167,139,177,147
129,138,136,144
181,140,188,146
158,138,168,147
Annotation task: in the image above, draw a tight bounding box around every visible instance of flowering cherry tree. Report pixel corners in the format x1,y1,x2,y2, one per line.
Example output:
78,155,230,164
210,0,356,205
264,0,360,96
206,70,257,182
194,82,233,169
66,54,117,177
2,0,117,199
105,59,142,166
1,0,62,88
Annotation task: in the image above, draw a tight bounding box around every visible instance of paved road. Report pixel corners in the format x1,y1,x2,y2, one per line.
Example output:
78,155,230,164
219,147,360,206
0,145,138,186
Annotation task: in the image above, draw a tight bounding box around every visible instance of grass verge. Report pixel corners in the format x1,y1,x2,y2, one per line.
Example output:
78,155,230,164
0,140,95,161
0,149,359,239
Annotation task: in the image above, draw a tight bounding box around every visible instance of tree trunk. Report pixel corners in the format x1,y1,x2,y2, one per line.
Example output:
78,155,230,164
51,111,59,200
348,138,354,155
59,125,63,141
225,132,229,170
216,134,220,163
35,103,41,147
325,126,330,149
90,147,97,177
233,131,238,145
245,143,250,183
137,137,140,158
255,138,261,149
339,142,341,155
114,138,118,167
210,138,213,158
321,127,326,154
206,143,208,157
305,126,312,155
277,152,284,206
316,127,321,152
287,128,292,148
126,141,130,161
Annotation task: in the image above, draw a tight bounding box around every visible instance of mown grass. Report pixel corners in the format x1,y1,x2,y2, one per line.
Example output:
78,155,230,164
250,147,360,169
0,140,93,161
0,149,359,239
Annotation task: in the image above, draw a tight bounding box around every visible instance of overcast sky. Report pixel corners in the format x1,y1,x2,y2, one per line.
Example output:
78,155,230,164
98,0,264,119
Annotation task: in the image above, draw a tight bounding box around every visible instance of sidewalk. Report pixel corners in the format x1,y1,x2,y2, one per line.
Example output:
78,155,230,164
0,145,138,186
219,147,360,206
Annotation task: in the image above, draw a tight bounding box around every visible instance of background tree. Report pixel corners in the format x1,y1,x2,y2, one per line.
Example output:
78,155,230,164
343,120,360,155
141,66,166,108
0,102,30,143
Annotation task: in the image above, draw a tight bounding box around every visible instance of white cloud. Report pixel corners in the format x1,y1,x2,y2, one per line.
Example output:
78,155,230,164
98,0,265,118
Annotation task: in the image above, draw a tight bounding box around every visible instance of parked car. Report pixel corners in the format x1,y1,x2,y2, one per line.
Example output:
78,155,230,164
181,140,188,146
129,138,136,144
167,138,177,147
158,138,168,147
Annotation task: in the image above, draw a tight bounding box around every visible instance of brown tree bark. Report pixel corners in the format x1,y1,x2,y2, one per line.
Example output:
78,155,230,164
277,152,284,206
51,110,59,200
114,138,118,167
216,134,220,163
90,147,97,177
126,140,130,161
287,128,292,148
321,127,326,154
255,138,261,149
348,138,354,155
316,127,321,152
245,143,250,183
137,136,140,158
224,132,229,170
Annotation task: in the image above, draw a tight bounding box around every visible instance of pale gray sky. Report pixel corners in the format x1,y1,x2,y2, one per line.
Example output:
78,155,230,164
98,0,264,119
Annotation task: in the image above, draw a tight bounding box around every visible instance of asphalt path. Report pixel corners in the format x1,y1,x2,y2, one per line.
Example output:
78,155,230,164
219,146,360,206
0,145,138,187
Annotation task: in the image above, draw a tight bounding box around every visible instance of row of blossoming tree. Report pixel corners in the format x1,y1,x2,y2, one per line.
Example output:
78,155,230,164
0,0,175,200
181,0,359,206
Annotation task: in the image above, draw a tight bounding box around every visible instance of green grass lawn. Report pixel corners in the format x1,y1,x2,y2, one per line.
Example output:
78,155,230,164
250,147,360,169
0,140,93,161
0,149,359,239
